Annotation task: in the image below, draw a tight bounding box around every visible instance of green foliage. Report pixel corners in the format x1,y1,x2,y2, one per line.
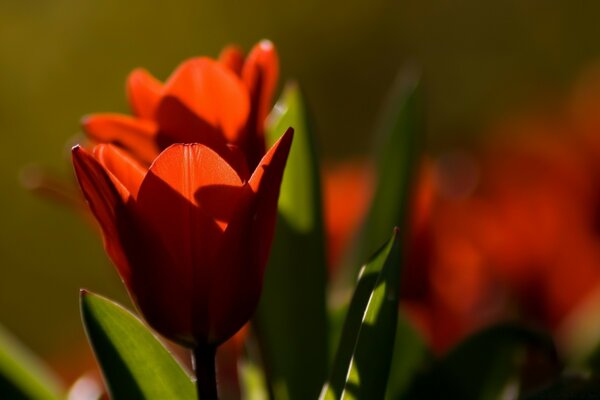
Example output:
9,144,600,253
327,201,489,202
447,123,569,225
322,68,424,400
254,83,329,400
384,313,430,399
579,334,600,374
0,325,63,400
322,229,402,400
524,376,600,400
338,67,422,286
404,323,557,400
80,291,195,400
239,358,270,400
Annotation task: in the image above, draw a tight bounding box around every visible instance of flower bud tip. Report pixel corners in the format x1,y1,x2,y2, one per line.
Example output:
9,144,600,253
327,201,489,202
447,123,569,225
259,40,274,51
80,115,91,127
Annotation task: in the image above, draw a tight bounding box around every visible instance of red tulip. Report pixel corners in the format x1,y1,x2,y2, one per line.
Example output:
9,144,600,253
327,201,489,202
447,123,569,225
72,129,293,348
82,40,278,170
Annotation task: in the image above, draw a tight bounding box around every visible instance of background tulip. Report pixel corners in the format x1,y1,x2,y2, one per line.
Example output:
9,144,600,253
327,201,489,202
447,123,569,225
82,41,278,170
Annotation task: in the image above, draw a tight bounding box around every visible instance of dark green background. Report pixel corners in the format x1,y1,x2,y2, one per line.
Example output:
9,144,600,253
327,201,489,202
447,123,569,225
0,0,598,372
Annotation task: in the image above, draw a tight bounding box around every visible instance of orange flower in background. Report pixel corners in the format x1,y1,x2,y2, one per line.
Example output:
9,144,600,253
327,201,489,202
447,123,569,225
322,160,374,270
83,40,278,170
72,129,293,347
401,124,600,352
412,122,600,352
324,69,600,353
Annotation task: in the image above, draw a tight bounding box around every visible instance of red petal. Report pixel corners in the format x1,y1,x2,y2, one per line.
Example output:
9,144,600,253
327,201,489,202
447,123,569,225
127,68,163,119
140,143,246,224
154,97,250,179
130,143,248,344
249,128,293,195
206,198,258,344
219,45,245,76
72,145,131,282
154,96,230,155
93,144,146,200
247,127,294,270
82,114,160,165
202,128,293,343
161,57,250,144
225,144,250,182
242,40,279,163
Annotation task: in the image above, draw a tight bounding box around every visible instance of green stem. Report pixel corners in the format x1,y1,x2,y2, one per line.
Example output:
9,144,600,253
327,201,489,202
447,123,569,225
193,345,218,400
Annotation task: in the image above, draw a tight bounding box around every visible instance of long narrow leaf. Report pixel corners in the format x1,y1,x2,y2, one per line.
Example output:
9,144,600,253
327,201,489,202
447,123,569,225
404,323,557,400
0,325,63,400
254,82,329,400
337,67,422,288
384,312,430,399
322,229,401,400
80,291,195,400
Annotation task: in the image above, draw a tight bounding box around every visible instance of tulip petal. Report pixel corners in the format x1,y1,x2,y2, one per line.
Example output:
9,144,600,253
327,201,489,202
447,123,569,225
93,144,146,200
160,57,250,144
242,40,279,165
140,143,246,226
225,144,250,182
82,114,160,165
205,128,293,343
248,127,294,200
154,97,250,179
247,127,294,270
127,68,163,119
206,199,257,344
131,144,247,344
218,45,245,76
154,95,231,157
72,145,131,281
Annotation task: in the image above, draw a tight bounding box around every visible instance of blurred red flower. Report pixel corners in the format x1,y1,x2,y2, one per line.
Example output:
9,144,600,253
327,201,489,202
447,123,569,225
72,130,293,347
322,160,374,270
324,68,600,353
82,40,278,170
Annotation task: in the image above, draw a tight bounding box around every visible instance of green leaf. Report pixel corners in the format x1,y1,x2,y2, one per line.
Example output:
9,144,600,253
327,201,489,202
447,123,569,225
0,325,63,400
578,332,600,374
80,291,195,400
524,375,600,400
254,82,329,400
384,312,430,399
336,67,422,288
404,323,557,400
239,358,270,400
322,229,402,400
325,68,422,399
328,300,430,400
266,82,322,235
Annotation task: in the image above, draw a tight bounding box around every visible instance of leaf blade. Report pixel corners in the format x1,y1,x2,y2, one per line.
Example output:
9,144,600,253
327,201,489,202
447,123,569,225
0,325,63,400
337,68,422,288
322,229,402,400
384,312,430,399
80,291,195,400
404,323,557,400
253,82,329,400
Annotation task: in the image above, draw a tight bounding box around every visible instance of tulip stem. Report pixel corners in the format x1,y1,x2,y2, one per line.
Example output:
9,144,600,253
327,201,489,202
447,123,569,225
193,345,218,400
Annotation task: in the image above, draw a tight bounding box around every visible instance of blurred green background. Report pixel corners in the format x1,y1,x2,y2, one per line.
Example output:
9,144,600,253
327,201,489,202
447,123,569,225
1,0,599,380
